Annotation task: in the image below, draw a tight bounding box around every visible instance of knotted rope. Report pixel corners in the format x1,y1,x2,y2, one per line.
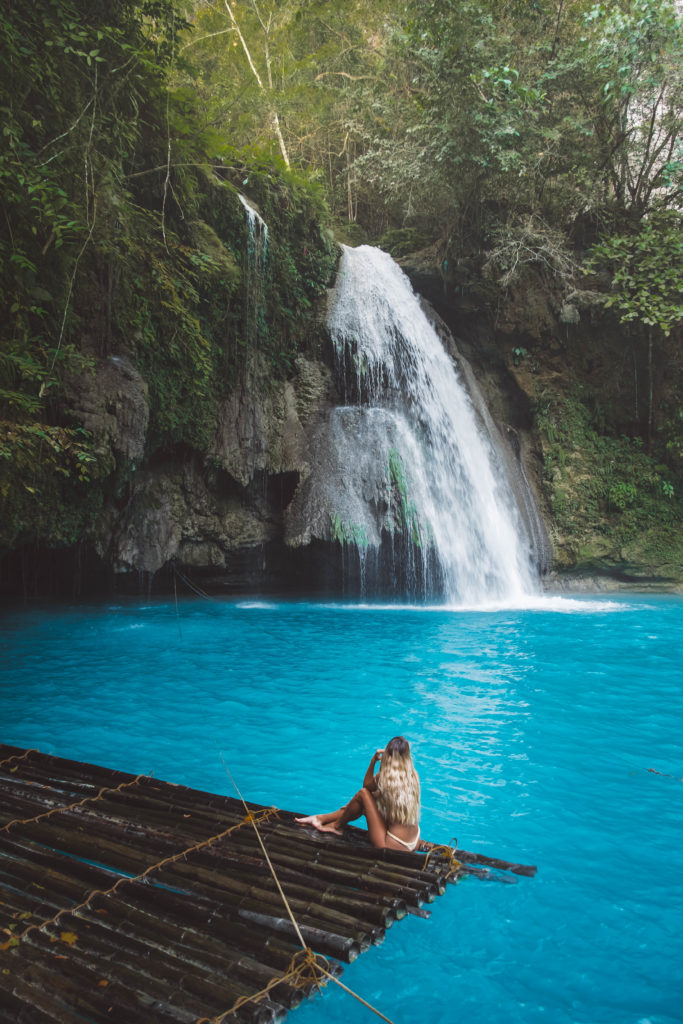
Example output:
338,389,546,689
422,839,462,880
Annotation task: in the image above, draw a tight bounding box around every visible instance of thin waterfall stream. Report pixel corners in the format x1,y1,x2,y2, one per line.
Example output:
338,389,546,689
293,244,537,603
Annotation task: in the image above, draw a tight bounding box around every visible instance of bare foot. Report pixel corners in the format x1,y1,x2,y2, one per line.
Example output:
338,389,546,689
295,814,323,827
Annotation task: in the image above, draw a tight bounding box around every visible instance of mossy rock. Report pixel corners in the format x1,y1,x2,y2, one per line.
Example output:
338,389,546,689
187,219,240,289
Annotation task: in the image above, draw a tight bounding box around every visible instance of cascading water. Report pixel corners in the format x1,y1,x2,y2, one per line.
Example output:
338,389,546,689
317,244,536,603
238,194,268,269
238,194,268,349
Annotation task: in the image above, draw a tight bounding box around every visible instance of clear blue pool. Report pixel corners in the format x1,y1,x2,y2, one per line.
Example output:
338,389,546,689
2,593,682,1024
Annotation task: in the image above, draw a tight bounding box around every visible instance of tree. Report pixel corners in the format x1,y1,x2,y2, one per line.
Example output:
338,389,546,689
586,210,683,446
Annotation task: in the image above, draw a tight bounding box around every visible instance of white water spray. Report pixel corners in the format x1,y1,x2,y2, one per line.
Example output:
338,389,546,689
238,194,268,268
326,245,535,603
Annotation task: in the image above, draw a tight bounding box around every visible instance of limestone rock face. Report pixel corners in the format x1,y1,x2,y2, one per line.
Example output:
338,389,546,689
209,354,331,486
67,355,149,467
98,466,278,574
91,351,338,579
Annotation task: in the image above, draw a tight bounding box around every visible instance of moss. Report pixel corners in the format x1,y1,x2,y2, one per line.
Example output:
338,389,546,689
330,513,369,547
534,384,682,578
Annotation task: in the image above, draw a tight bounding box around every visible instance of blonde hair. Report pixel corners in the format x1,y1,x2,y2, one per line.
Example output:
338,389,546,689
376,736,420,826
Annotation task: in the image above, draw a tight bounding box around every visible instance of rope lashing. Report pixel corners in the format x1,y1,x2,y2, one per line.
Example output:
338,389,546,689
423,839,461,880
0,805,279,951
195,948,330,1024
0,772,149,833
0,749,39,770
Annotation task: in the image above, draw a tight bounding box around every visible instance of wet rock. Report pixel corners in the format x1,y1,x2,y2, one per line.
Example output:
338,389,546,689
66,355,149,467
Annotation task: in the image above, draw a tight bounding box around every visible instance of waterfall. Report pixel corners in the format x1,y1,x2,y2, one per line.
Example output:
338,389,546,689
238,194,268,350
238,194,268,269
319,244,536,604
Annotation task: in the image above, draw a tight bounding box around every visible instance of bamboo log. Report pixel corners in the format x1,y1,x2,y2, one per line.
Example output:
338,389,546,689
93,877,344,986
196,830,434,904
91,877,309,971
13,933,170,1024
0,984,57,1024
0,969,101,1024
83,878,315,1006
0,844,119,908
67,904,306,1013
9,813,187,876
152,862,384,947
88,876,344,1003
448,848,537,877
162,853,398,928
237,909,362,963
0,829,123,889
1,944,198,1024
30,915,290,1023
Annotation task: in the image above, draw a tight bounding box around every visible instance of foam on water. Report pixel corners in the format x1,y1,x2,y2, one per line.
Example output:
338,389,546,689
300,595,628,614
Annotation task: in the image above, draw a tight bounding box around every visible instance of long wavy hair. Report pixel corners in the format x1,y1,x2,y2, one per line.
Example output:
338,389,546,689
376,736,420,826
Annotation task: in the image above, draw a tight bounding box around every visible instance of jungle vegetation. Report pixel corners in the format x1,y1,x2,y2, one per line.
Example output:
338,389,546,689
1,0,681,573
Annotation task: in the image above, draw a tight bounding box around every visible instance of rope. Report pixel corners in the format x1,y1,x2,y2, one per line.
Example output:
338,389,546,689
422,840,461,880
198,948,399,1024
0,749,39,770
217,757,397,1024
173,564,212,600
195,948,330,1024
173,561,183,640
0,806,279,951
647,768,683,782
0,773,149,833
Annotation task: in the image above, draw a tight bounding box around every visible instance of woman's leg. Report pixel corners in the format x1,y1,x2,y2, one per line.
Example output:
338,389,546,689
295,791,365,833
351,787,388,848
296,787,389,845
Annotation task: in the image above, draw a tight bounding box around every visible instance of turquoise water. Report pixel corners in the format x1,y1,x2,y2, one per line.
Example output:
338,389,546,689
1,594,682,1024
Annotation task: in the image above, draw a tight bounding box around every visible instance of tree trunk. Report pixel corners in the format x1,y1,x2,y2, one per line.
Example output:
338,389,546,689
647,327,653,451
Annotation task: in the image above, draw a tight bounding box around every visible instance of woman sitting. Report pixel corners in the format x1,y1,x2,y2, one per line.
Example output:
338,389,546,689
296,735,421,852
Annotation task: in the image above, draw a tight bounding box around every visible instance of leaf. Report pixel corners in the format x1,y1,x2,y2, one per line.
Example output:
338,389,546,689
60,931,78,946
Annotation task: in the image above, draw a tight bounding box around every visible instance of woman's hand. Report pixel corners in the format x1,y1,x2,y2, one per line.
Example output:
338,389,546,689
374,749,384,761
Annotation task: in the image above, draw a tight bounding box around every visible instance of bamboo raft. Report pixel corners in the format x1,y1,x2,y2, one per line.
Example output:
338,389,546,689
0,744,535,1023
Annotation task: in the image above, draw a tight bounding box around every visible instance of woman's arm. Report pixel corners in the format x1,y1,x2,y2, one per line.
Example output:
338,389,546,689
363,749,384,792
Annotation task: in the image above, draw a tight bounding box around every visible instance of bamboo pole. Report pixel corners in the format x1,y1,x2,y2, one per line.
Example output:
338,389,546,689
1,944,198,1024
151,861,384,945
162,853,399,928
237,909,362,962
67,904,306,1013
30,915,290,1023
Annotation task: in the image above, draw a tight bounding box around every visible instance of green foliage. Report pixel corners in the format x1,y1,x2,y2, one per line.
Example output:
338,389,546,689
0,0,187,414
0,0,336,550
0,421,109,547
534,385,680,548
585,212,683,336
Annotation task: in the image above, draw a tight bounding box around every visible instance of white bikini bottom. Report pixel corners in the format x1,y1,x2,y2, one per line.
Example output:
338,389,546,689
386,828,420,852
